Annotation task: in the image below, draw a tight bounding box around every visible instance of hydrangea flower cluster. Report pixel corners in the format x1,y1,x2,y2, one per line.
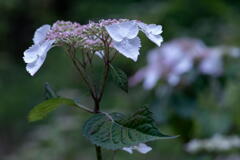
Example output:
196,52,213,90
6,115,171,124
23,19,163,76
130,38,240,89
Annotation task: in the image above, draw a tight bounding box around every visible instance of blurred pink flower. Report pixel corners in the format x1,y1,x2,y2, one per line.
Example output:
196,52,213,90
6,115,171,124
130,38,239,89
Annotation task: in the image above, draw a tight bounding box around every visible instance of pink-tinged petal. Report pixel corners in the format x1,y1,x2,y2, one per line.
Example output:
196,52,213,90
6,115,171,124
129,68,147,87
112,37,141,61
105,21,139,42
33,24,51,44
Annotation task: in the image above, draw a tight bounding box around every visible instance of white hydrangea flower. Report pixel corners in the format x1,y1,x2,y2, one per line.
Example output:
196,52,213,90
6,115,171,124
24,20,164,76
112,37,141,61
186,134,240,153
122,143,152,154
105,21,139,42
105,21,141,61
185,139,202,153
23,25,54,76
105,20,163,62
137,22,163,46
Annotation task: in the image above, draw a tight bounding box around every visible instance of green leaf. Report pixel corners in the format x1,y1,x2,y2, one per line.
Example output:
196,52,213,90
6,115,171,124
110,65,128,93
83,107,177,150
28,98,76,122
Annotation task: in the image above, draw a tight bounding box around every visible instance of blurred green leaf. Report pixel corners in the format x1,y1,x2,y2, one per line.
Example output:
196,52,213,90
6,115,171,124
83,107,176,150
110,65,128,93
28,98,76,122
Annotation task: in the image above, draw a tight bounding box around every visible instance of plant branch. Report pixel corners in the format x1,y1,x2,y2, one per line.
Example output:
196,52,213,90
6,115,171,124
74,101,94,113
67,46,97,99
98,61,110,101
97,40,111,102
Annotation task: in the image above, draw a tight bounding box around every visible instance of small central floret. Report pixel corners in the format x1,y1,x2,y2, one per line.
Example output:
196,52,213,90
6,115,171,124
46,19,129,49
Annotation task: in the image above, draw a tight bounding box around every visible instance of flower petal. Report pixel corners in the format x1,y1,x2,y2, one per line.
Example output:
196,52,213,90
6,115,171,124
138,22,163,46
23,44,39,63
135,143,152,154
146,34,163,47
199,49,223,76
138,22,162,34
122,143,152,154
122,147,133,154
37,40,55,56
105,21,139,42
167,74,180,86
25,40,54,76
173,57,193,75
26,50,47,76
143,66,161,89
33,24,51,44
95,50,104,59
112,37,141,61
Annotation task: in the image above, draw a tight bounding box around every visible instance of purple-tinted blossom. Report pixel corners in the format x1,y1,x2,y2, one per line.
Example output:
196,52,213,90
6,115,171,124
130,38,239,89
199,48,223,76
47,19,129,49
130,38,204,88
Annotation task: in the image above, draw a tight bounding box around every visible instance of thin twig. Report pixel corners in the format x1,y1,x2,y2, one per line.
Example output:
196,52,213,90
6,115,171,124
97,39,111,101
74,101,94,113
67,46,97,99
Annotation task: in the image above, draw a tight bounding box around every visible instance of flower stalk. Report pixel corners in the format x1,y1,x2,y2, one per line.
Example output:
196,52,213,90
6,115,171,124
67,37,112,160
